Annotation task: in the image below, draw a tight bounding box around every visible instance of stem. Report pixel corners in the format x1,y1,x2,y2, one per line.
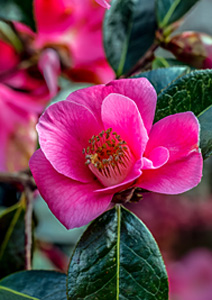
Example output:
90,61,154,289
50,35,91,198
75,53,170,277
0,169,37,270
24,186,34,270
123,41,159,78
0,170,36,190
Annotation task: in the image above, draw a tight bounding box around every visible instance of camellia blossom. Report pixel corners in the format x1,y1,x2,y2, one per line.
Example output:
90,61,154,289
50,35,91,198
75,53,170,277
33,0,114,83
29,78,203,229
0,35,58,171
0,37,57,114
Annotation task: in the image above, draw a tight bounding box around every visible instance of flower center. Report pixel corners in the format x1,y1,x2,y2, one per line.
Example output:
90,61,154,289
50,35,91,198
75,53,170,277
83,128,134,187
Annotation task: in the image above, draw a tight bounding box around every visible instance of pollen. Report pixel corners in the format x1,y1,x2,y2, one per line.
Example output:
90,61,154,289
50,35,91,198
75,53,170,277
82,128,134,186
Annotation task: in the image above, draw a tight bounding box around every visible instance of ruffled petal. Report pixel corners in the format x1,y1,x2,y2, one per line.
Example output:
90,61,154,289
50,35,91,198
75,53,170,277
29,149,113,229
101,93,148,159
142,146,169,170
37,101,103,182
138,152,203,194
145,112,200,162
66,78,157,133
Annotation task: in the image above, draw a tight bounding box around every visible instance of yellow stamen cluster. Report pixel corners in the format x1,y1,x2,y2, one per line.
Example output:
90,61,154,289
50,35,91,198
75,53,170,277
82,128,130,175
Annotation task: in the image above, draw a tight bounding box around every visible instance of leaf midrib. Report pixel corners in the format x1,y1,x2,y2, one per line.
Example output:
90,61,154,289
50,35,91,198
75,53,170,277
0,286,39,300
159,0,181,27
116,205,121,300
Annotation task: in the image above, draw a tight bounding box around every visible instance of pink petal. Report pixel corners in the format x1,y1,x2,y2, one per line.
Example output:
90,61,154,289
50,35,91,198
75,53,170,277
0,82,49,114
0,40,19,74
66,59,115,85
38,48,60,98
138,152,203,194
29,149,112,229
101,93,148,159
145,112,200,162
13,21,35,37
67,78,157,133
95,159,142,194
34,0,74,35
37,100,103,182
95,0,111,9
142,146,169,170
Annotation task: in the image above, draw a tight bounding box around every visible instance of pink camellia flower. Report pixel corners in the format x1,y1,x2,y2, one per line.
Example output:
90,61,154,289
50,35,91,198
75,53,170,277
29,78,203,229
0,34,59,171
0,37,58,114
34,0,114,83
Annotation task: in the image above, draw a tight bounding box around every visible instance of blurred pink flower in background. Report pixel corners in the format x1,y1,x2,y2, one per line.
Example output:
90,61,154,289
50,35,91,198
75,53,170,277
168,249,212,300
0,33,58,171
0,0,114,171
166,31,212,69
29,78,203,229
126,193,212,257
34,0,114,83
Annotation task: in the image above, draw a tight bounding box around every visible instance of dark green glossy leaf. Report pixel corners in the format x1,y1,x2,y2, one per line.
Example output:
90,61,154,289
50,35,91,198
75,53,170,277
154,69,212,159
0,0,35,30
67,206,168,300
199,106,212,159
0,271,66,300
0,203,25,278
156,0,200,28
152,57,170,69
0,286,38,300
155,69,212,122
133,66,190,94
104,0,157,76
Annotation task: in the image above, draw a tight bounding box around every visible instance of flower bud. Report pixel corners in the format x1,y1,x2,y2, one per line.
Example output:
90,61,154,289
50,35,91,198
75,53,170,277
165,31,212,69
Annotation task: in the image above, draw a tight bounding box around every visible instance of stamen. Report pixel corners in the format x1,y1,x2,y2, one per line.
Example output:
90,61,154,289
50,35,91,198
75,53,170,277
83,128,134,186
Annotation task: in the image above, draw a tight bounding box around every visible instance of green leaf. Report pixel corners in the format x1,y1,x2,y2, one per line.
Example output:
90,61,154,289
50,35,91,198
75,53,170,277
0,203,26,278
156,0,200,28
0,0,35,30
67,206,168,300
104,0,157,77
152,57,170,69
154,69,212,159
155,69,212,122
0,286,38,300
0,271,66,300
199,106,212,159
133,66,190,94
152,57,193,69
